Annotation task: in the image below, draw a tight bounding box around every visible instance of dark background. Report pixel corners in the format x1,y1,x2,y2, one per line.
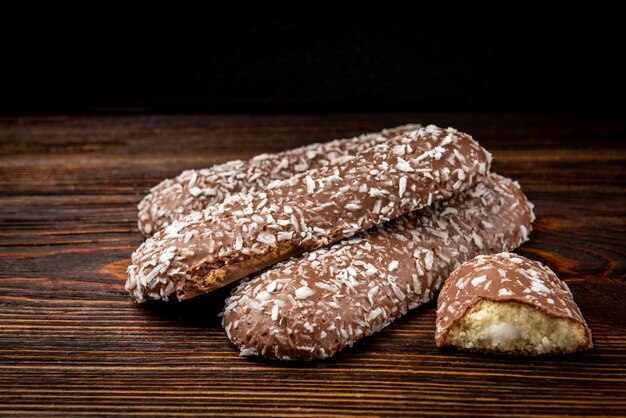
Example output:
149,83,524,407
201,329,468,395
2,3,624,114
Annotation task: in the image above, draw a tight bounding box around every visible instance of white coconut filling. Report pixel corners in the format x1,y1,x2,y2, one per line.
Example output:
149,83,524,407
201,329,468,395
445,300,589,355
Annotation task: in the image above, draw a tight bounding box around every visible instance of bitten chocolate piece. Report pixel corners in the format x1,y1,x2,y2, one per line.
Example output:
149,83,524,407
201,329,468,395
138,124,421,236
436,253,592,355
222,173,533,360
127,126,491,303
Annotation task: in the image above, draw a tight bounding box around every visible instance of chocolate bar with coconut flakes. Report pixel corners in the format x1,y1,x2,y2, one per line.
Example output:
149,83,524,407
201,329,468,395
222,173,533,360
126,126,491,303
436,253,592,355
138,124,422,236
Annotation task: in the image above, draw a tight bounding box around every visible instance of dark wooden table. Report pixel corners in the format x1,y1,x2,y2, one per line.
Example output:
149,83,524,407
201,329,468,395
1,113,625,416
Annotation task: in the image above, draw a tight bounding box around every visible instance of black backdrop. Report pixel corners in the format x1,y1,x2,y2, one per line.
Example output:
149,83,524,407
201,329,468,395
2,3,624,114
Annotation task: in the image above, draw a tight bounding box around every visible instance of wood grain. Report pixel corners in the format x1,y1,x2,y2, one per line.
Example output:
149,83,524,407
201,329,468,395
1,113,625,416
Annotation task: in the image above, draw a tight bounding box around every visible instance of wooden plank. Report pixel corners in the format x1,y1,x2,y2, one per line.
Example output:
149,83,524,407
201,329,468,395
0,113,625,416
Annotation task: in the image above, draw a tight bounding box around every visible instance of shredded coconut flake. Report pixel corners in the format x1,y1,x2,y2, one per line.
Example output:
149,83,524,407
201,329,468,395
305,175,315,194
471,275,487,287
399,177,407,197
257,232,276,246
295,286,314,299
498,288,513,296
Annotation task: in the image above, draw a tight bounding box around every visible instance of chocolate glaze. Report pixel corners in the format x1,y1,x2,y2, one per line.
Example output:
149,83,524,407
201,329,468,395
138,124,422,236
126,126,491,303
222,173,533,360
435,252,592,349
